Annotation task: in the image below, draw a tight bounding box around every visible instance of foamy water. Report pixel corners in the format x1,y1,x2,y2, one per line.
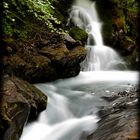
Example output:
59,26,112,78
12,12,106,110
20,0,139,139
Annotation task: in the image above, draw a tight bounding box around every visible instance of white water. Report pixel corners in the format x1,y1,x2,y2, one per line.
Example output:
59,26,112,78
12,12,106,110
68,0,103,45
20,82,102,140
20,71,138,140
68,0,126,71
20,0,139,140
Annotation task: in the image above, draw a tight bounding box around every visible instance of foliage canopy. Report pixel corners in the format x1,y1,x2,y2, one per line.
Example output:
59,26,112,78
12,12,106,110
2,0,63,39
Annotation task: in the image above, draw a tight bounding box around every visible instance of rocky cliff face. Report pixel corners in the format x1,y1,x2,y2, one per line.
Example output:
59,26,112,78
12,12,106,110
1,0,88,139
96,0,139,70
0,75,47,140
1,0,139,139
2,0,88,83
54,0,139,70
87,87,139,140
3,32,87,83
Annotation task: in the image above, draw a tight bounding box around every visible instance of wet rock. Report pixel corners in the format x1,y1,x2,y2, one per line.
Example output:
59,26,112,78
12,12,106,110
38,40,86,79
66,46,87,67
4,32,87,83
96,0,139,70
112,31,136,56
63,35,77,45
4,54,57,83
62,35,77,50
0,75,47,140
39,43,69,66
61,65,80,78
124,47,139,70
69,27,88,46
59,46,86,78
88,87,139,140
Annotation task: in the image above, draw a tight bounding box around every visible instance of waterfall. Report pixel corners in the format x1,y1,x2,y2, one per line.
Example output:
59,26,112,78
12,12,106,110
20,72,138,140
20,1,138,140
68,1,103,46
20,83,105,140
68,0,126,71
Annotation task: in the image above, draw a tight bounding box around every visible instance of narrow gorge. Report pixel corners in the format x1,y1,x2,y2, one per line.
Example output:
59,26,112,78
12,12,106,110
1,0,139,140
20,0,139,140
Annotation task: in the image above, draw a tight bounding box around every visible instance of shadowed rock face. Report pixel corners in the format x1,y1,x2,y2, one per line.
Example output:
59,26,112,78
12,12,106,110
1,33,86,139
0,75,47,140
3,33,86,83
87,87,139,140
92,0,139,70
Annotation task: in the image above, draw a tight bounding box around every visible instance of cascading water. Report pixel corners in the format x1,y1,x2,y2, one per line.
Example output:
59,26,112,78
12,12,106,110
68,0,126,71
68,0,103,46
20,83,104,140
20,0,138,140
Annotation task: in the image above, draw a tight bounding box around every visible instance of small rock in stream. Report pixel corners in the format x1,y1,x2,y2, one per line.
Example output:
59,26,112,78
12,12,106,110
87,86,139,140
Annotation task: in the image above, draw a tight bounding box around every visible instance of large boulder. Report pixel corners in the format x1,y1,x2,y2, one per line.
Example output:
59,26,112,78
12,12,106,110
0,75,47,140
61,45,86,78
95,0,139,70
87,87,139,140
69,27,88,46
3,33,86,83
39,41,86,79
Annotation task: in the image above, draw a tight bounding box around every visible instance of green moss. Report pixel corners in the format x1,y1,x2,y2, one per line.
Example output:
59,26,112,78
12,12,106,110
1,103,11,122
22,80,48,105
2,0,64,40
69,27,88,44
124,47,139,70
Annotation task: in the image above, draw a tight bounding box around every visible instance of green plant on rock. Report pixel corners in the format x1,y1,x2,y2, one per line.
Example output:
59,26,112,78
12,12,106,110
124,24,130,34
69,27,88,44
2,0,63,39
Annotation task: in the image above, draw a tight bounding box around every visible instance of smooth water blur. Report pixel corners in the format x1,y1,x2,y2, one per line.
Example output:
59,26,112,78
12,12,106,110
20,71,139,140
20,0,139,139
68,0,126,71
20,81,103,140
54,71,139,98
55,71,138,88
68,1,103,46
80,45,126,71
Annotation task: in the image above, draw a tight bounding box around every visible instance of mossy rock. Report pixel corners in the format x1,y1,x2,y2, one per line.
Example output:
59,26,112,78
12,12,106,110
124,47,139,70
4,54,58,83
66,46,87,67
24,55,57,83
69,27,88,45
40,43,69,62
0,75,47,140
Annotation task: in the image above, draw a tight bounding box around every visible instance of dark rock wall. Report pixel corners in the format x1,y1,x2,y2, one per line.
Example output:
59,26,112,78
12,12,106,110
87,87,139,140
0,75,47,140
1,1,87,139
1,0,139,140
3,33,86,83
95,0,139,70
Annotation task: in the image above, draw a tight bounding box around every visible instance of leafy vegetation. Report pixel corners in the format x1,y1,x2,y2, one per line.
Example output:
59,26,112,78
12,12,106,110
69,27,88,44
2,0,64,39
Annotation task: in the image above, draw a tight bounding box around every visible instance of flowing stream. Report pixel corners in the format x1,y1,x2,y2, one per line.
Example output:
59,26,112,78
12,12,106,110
20,0,139,140
68,0,126,71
